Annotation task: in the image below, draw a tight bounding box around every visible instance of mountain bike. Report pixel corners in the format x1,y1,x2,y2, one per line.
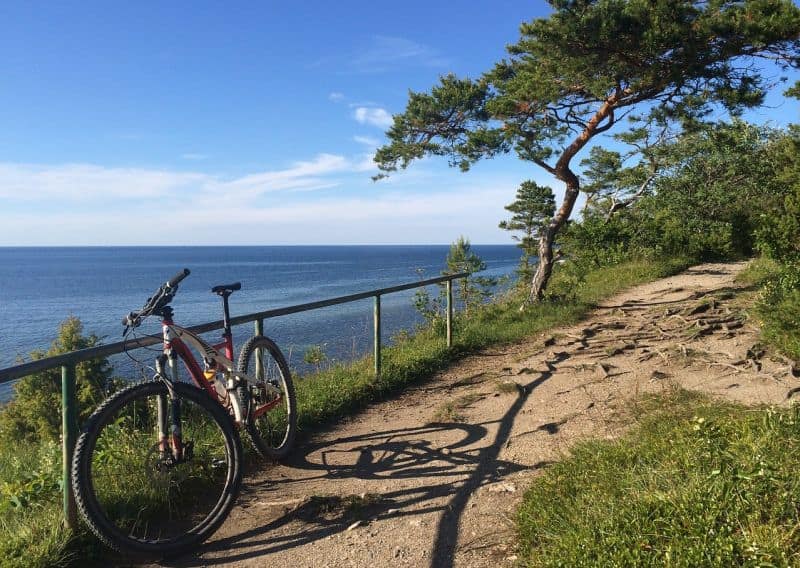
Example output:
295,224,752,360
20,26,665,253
70,268,297,557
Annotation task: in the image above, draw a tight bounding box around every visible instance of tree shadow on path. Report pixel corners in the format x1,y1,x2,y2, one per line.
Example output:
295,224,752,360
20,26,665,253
170,352,569,567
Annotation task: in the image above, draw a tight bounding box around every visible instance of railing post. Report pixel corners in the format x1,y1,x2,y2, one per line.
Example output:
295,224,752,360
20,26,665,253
446,278,453,348
373,295,381,377
61,364,78,530
254,319,263,379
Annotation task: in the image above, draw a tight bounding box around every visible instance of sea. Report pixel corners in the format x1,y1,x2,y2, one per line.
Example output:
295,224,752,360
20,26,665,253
0,246,520,401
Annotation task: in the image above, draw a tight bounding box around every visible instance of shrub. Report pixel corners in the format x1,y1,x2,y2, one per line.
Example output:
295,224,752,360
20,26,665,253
0,317,114,444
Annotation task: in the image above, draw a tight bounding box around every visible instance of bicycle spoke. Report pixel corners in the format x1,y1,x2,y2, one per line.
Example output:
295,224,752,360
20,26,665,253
74,382,241,553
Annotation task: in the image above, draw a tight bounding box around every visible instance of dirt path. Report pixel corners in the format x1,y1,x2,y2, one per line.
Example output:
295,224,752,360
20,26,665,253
166,262,798,568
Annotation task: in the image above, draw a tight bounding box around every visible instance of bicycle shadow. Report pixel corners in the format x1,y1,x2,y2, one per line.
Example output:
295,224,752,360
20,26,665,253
169,351,568,567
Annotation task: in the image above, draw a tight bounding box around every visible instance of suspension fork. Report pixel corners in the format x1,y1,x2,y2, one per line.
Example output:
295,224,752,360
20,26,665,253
155,354,184,461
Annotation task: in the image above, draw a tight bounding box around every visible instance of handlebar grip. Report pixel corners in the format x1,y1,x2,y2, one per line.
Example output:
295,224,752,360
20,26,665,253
167,268,191,288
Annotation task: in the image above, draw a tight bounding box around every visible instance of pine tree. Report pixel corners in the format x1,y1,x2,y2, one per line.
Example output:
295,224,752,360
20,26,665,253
375,0,800,307
499,181,555,281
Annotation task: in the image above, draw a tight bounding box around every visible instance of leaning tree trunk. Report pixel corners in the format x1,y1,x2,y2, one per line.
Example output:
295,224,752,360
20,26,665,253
524,179,581,307
523,91,619,308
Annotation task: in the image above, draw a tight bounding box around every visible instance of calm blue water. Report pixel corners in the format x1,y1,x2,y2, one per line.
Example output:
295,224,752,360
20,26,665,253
0,246,520,399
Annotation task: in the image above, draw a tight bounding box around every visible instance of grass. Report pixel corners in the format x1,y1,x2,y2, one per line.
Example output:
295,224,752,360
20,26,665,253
735,256,781,287
0,441,80,568
737,256,800,361
516,388,800,567
0,256,694,567
430,393,485,423
494,380,520,395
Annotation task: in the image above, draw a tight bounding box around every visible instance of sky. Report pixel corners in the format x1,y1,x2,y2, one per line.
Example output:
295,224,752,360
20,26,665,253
1,1,798,246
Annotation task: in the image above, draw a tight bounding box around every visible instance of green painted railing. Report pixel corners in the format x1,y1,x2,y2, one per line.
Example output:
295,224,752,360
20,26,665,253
0,271,469,529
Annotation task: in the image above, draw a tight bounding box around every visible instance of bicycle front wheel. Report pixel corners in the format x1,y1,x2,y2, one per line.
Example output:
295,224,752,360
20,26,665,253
237,335,297,460
71,381,242,558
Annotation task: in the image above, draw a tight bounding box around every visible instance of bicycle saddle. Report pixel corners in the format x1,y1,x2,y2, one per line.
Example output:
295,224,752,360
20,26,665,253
211,282,242,294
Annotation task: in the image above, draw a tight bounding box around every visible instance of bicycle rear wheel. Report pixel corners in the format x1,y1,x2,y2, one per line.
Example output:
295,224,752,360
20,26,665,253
71,381,242,558
237,335,297,460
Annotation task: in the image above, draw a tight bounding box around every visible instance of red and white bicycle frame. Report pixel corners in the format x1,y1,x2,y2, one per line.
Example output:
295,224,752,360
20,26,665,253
156,316,282,427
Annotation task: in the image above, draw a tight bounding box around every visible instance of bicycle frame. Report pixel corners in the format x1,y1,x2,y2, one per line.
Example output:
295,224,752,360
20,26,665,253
159,315,249,423
158,312,284,426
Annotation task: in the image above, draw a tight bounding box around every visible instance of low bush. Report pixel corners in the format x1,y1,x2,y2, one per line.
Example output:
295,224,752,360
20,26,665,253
0,317,115,445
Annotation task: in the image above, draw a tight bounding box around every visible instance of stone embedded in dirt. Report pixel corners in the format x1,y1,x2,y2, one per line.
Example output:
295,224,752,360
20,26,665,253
347,520,365,531
650,370,671,381
596,363,613,378
487,482,517,493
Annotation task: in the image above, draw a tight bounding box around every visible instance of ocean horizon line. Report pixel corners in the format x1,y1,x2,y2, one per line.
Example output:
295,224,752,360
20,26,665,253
0,243,518,249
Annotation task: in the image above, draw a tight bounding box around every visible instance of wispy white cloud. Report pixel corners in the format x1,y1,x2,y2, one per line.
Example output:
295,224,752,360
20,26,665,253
0,163,206,202
1,154,548,245
0,153,363,204
2,181,514,245
353,107,393,128
309,35,450,74
328,91,345,102
351,36,450,73
353,135,380,147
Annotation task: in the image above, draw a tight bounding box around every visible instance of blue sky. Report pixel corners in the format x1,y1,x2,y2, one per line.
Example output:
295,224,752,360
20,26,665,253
1,1,797,246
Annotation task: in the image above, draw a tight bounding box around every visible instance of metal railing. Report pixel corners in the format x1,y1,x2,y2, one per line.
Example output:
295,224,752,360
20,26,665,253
0,271,468,529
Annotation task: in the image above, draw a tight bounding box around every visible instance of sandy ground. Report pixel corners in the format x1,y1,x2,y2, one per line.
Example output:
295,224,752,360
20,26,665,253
152,262,798,568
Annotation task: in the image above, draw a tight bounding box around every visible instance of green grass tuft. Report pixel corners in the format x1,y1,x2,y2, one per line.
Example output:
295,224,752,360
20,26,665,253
737,257,800,361
735,256,781,287
517,389,800,567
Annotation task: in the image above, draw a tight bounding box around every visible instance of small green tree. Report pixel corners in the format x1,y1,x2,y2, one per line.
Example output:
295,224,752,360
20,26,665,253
413,238,495,324
499,181,555,281
302,344,328,372
0,317,114,444
413,268,445,326
445,236,496,313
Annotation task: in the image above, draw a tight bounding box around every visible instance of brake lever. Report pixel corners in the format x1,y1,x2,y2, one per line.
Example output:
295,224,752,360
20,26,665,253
121,282,177,335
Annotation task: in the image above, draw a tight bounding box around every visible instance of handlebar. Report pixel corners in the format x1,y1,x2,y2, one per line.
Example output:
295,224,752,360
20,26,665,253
122,268,191,329
167,268,191,288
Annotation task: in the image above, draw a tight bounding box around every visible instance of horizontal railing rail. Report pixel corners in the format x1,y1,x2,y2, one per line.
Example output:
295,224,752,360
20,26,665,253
0,270,470,529
0,272,467,384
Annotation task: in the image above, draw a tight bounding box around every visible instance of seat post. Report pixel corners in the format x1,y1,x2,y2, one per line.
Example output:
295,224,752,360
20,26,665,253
221,292,233,337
